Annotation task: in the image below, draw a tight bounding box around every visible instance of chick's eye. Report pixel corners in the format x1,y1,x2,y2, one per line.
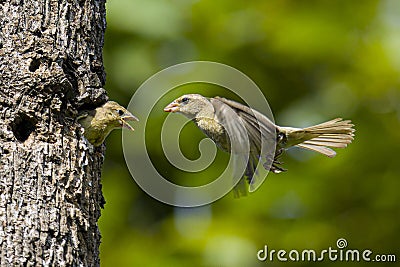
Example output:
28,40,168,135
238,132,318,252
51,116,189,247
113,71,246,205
117,109,124,116
181,97,189,103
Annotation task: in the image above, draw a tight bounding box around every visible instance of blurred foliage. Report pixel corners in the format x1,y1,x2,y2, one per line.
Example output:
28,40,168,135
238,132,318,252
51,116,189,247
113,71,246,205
99,0,400,266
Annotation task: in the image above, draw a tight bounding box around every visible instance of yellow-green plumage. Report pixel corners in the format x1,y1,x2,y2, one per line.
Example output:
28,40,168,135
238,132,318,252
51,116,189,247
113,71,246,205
78,101,138,146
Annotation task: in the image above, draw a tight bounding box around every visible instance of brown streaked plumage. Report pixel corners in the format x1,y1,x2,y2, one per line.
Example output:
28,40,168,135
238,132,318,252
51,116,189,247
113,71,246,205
164,94,355,197
78,101,138,147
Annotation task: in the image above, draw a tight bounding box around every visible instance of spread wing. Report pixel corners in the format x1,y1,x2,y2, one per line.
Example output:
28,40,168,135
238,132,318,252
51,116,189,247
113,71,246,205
210,97,279,196
210,98,250,153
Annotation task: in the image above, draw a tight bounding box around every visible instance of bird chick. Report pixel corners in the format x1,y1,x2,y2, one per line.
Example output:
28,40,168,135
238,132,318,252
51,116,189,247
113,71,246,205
164,94,355,196
78,101,138,146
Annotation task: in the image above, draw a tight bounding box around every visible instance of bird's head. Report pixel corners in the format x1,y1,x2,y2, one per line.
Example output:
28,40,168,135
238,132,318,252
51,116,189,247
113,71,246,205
101,101,139,131
164,94,213,119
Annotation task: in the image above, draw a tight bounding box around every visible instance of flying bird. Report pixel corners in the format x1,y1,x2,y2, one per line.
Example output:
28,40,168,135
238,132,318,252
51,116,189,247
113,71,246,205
78,101,138,146
164,94,355,196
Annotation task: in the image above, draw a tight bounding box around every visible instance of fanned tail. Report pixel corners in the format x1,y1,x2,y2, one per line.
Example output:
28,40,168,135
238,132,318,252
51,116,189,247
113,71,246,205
279,118,355,157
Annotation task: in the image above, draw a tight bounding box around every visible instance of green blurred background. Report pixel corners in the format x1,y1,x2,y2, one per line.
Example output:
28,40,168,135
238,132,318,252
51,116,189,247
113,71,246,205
99,0,400,266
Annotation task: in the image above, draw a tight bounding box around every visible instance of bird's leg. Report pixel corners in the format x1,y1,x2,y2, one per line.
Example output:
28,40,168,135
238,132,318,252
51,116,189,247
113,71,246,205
263,147,287,174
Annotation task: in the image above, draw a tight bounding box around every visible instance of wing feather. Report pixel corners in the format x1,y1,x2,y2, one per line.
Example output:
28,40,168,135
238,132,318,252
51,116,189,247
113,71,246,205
210,97,278,196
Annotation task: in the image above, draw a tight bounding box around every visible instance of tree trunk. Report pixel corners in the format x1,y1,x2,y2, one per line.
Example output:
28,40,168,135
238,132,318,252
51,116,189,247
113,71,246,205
0,0,107,266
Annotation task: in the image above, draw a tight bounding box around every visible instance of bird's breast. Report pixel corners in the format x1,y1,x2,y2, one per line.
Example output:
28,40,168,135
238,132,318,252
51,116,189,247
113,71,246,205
195,118,230,152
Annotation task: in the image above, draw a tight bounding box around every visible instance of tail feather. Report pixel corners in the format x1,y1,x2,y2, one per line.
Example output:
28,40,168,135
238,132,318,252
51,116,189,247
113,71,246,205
296,143,337,157
279,118,355,157
302,140,348,148
301,118,354,134
311,136,354,142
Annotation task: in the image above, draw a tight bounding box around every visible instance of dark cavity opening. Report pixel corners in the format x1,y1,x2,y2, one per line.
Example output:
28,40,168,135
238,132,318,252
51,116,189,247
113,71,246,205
29,58,41,72
11,113,37,142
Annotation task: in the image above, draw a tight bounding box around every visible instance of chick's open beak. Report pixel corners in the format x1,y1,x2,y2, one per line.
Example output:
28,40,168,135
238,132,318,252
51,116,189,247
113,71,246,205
164,101,180,113
121,112,139,131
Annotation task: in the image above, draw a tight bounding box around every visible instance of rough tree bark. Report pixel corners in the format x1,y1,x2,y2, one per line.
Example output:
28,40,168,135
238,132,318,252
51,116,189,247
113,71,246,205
0,0,108,266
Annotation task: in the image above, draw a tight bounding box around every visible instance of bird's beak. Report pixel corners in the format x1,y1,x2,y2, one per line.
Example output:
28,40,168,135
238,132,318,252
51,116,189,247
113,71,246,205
121,113,139,131
164,101,180,113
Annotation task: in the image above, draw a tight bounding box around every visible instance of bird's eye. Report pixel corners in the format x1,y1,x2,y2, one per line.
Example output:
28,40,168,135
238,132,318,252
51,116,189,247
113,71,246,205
181,97,189,103
117,109,124,116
